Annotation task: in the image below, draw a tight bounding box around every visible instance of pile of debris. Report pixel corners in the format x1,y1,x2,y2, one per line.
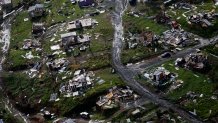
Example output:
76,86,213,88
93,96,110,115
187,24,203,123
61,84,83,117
46,58,69,72
174,2,193,10
125,31,160,49
188,12,218,27
155,11,171,24
96,86,140,110
175,52,210,72
162,29,192,47
22,39,41,50
59,69,95,97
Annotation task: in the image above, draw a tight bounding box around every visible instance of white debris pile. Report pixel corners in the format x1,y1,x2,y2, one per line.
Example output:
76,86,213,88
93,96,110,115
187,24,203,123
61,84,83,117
168,80,184,92
46,58,69,72
21,51,40,59
24,62,42,78
96,86,140,110
59,70,95,97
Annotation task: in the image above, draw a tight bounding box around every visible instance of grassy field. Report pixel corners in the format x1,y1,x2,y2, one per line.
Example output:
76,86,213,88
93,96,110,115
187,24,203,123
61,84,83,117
202,43,218,56
162,60,218,119
8,0,114,70
123,14,169,35
121,46,164,64
3,68,124,116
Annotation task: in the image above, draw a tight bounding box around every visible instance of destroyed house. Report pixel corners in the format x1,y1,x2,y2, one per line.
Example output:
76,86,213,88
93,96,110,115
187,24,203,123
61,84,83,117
32,23,45,36
61,32,77,47
201,19,213,27
28,4,45,18
23,39,41,50
59,70,94,97
77,34,90,44
185,53,209,71
96,87,139,109
46,58,69,71
78,0,94,8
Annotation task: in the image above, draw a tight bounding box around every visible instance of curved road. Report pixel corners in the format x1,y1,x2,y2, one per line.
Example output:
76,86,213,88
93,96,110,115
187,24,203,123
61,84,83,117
110,0,218,122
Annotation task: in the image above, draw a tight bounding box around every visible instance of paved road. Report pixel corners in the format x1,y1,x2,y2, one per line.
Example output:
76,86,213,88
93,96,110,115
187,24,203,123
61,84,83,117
129,36,218,72
110,0,218,122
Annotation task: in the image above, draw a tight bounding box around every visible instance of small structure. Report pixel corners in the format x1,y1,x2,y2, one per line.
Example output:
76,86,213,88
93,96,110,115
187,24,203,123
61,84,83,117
67,20,82,31
80,18,93,28
152,67,171,84
28,4,45,18
78,0,94,8
144,67,175,87
49,93,57,101
32,23,45,36
61,32,77,48
67,18,96,30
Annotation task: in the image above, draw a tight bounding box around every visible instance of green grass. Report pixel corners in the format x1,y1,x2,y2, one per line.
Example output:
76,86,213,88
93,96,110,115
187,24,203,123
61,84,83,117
42,0,91,26
3,68,125,116
88,13,114,52
121,46,164,64
203,44,218,56
82,53,111,70
55,68,125,115
123,14,169,35
11,11,32,48
162,61,218,119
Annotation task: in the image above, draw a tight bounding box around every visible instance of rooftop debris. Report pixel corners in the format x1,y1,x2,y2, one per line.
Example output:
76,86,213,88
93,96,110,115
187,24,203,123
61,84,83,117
96,86,140,109
175,52,210,72
46,58,69,72
188,12,218,28
59,70,95,97
22,39,41,50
